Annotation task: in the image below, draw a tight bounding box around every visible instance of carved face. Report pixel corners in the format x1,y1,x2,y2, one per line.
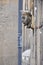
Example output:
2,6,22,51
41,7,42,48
22,12,32,26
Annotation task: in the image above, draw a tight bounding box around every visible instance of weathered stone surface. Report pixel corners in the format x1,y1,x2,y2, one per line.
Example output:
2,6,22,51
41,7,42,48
0,0,18,65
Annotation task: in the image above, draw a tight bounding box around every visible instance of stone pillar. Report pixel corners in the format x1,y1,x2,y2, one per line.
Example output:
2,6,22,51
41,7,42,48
37,0,42,65
34,0,37,65
22,23,25,51
23,0,25,10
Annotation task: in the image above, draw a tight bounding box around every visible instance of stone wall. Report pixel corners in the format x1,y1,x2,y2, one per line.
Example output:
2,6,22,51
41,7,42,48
0,0,18,65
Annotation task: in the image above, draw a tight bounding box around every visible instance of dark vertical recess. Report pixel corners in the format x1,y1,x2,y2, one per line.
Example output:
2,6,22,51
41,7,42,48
18,0,23,65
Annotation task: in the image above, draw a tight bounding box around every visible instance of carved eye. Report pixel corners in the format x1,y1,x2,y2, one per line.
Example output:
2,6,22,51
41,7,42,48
22,16,25,19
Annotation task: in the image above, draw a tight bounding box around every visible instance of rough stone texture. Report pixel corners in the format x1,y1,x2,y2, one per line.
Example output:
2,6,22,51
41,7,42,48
0,0,18,65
